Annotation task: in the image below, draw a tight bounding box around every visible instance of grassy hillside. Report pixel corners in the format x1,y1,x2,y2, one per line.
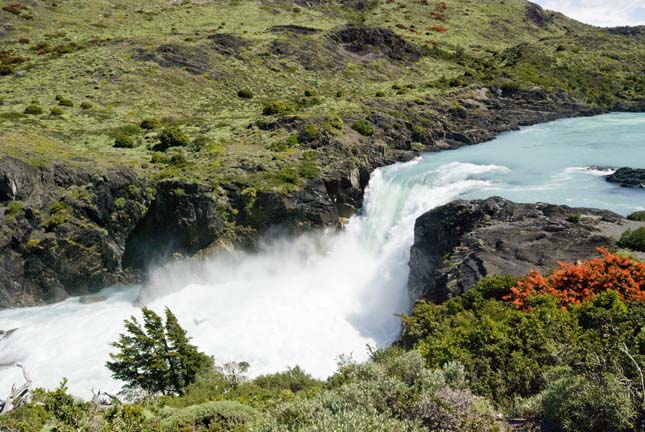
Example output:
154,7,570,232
1,0,642,191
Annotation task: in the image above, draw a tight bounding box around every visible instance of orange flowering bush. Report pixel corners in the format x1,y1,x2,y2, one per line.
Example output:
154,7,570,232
504,248,645,310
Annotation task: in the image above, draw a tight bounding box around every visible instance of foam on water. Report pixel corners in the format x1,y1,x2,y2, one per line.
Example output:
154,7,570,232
1,113,644,397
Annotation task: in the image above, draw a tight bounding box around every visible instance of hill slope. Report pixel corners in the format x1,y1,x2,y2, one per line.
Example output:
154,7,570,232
0,0,644,306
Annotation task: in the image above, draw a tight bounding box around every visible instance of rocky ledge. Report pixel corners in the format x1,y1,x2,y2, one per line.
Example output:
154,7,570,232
606,167,645,188
408,197,645,303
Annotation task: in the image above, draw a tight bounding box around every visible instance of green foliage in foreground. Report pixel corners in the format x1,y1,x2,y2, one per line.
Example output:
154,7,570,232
106,307,211,396
628,211,645,222
1,351,503,432
401,276,645,431
6,277,645,432
619,226,645,252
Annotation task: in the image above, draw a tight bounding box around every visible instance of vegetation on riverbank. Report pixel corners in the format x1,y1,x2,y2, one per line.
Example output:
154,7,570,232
2,250,645,431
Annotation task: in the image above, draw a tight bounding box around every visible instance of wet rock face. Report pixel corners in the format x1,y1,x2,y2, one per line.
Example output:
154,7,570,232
122,180,226,270
606,167,645,188
0,157,153,308
0,157,39,202
407,197,638,303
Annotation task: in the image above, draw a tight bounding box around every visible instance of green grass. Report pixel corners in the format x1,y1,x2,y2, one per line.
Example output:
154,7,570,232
0,0,643,193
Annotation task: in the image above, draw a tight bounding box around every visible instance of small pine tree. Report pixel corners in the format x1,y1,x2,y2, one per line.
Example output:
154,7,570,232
107,307,211,395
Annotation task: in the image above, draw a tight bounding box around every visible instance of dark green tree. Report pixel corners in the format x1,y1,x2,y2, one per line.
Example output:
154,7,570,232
107,307,211,395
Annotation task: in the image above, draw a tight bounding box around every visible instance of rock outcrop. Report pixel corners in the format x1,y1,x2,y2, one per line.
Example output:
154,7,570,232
606,167,645,188
407,197,644,303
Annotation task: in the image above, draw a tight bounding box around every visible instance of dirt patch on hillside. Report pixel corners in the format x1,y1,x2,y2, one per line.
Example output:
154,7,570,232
207,33,249,57
271,24,321,35
135,44,211,74
331,25,423,62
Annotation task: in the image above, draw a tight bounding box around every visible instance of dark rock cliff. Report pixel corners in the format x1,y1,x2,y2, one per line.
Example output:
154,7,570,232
407,197,644,303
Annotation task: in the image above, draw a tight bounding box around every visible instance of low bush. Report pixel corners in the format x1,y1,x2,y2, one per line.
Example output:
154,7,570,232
299,124,321,143
541,369,636,432
411,125,431,144
5,200,25,223
262,100,295,116
618,227,645,252
50,107,64,116
504,248,645,309
156,126,189,151
351,119,374,136
161,400,261,432
140,118,161,130
55,95,74,107
23,104,43,115
627,211,645,221
80,101,93,110
276,167,300,184
238,88,254,99
298,151,321,179
114,134,136,148
269,135,298,152
0,64,14,76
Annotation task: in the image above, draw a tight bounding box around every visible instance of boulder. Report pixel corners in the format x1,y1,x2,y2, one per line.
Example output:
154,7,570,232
606,167,645,188
407,197,643,303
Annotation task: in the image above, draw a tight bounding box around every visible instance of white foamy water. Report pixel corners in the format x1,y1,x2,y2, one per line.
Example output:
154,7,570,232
1,113,644,397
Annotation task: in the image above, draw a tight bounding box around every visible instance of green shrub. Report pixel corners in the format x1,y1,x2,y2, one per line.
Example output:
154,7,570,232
161,400,260,432
326,115,343,131
253,366,320,394
541,369,636,432
618,227,645,252
114,134,136,148
567,213,581,224
375,91,385,97
43,378,88,429
0,64,14,76
0,403,49,432
411,125,430,144
299,151,321,179
627,211,645,222
5,200,25,223
304,89,317,97
276,167,300,184
262,100,295,116
156,126,189,151
238,88,254,99
55,95,73,107
412,387,501,432
80,101,93,110
50,107,64,116
351,119,374,136
299,124,321,143
269,135,298,152
140,118,161,130
23,104,43,115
